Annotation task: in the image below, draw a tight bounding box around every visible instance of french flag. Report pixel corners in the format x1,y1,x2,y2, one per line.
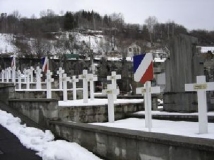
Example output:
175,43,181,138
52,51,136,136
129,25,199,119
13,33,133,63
133,53,154,84
42,57,49,72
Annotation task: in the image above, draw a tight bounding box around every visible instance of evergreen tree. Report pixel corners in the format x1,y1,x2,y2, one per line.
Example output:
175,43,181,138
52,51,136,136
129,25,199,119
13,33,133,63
64,12,77,31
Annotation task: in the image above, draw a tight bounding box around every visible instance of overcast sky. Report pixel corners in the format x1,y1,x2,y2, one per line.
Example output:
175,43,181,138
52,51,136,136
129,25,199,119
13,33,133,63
0,0,213,31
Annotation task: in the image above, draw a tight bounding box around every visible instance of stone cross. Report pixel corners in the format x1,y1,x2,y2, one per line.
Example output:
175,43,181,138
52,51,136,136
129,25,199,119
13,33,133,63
185,75,214,134
107,71,121,101
88,74,98,100
1,70,5,82
29,66,34,83
25,69,31,89
17,70,22,89
62,73,71,101
45,70,54,98
57,67,65,90
102,84,120,122
136,81,161,132
79,70,90,103
71,75,79,100
35,66,42,89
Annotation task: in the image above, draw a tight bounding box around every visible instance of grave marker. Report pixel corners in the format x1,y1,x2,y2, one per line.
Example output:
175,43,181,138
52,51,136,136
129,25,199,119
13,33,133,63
107,71,121,100
102,84,119,122
185,75,214,134
71,75,79,100
62,73,71,101
35,66,42,89
29,66,34,83
17,70,22,89
6,68,9,82
88,74,98,100
57,67,65,90
79,70,90,103
1,70,5,82
25,69,30,89
136,81,160,131
45,70,54,98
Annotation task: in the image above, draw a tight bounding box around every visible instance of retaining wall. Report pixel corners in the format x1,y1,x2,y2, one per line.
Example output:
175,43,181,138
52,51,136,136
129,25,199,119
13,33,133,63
49,121,214,160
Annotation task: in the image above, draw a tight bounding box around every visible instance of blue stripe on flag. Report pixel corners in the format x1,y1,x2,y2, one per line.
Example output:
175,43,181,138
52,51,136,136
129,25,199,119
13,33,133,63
133,54,145,72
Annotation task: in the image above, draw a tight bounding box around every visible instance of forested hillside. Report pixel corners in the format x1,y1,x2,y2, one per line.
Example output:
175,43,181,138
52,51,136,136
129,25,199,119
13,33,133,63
0,9,214,57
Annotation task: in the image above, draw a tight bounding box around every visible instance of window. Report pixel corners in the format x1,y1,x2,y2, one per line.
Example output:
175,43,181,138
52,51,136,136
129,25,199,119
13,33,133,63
129,48,132,52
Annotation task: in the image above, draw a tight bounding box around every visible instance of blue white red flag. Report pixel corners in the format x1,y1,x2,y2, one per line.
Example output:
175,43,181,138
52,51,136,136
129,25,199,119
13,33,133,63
133,53,153,84
11,56,16,68
42,57,49,72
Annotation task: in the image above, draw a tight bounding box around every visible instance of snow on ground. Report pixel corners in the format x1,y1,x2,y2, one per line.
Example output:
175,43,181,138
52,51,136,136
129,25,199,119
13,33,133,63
58,98,214,140
0,33,18,54
92,118,214,140
58,98,143,106
0,109,101,160
135,110,214,116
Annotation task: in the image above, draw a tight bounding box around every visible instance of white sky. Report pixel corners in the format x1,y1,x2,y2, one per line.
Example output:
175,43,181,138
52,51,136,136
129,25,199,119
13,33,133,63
0,0,214,31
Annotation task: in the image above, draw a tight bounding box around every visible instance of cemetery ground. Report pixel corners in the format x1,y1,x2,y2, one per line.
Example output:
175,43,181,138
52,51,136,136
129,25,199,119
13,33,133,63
59,98,214,140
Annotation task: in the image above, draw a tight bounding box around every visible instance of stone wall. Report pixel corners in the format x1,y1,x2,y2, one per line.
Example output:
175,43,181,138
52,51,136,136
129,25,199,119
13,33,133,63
49,121,214,160
0,83,15,104
58,103,143,123
8,99,59,127
164,34,204,112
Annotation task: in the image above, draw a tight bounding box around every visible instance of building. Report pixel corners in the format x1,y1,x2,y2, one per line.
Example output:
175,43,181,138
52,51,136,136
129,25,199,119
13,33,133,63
127,43,142,57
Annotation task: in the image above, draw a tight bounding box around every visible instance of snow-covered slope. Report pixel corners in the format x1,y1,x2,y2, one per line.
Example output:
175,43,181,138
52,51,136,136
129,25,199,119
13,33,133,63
0,33,18,54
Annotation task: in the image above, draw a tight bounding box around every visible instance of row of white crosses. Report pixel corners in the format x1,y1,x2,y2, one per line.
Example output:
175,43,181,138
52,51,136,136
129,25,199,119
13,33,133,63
1,67,13,83
78,70,98,103
16,66,42,90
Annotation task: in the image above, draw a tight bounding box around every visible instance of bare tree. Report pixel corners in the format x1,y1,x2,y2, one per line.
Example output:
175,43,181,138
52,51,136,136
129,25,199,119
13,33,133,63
32,38,52,58
145,16,158,44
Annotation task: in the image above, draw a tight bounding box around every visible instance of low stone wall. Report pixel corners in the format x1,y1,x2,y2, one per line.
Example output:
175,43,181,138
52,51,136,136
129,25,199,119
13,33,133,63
0,83,15,104
49,121,214,160
58,103,143,123
8,99,59,127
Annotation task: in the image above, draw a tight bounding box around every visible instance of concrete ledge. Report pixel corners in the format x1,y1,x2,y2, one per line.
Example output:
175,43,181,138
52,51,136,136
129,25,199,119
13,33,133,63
49,121,214,160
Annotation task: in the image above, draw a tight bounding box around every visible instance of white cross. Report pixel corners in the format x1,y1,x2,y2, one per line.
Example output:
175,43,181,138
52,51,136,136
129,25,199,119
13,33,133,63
17,70,22,89
136,81,161,132
5,68,10,82
102,84,120,122
29,66,34,83
1,70,5,82
11,66,16,84
185,75,214,134
23,69,27,83
35,66,42,89
107,71,121,101
79,70,91,103
57,67,65,90
62,73,71,101
7,67,12,80
45,70,54,98
25,69,30,89
71,75,79,100
88,74,98,100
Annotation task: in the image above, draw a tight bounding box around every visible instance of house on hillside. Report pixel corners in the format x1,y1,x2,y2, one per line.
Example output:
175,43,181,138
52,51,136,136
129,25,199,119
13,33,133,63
127,43,142,57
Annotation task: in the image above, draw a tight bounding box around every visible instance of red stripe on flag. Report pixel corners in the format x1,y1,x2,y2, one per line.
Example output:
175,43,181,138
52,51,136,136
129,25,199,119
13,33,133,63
140,62,153,84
